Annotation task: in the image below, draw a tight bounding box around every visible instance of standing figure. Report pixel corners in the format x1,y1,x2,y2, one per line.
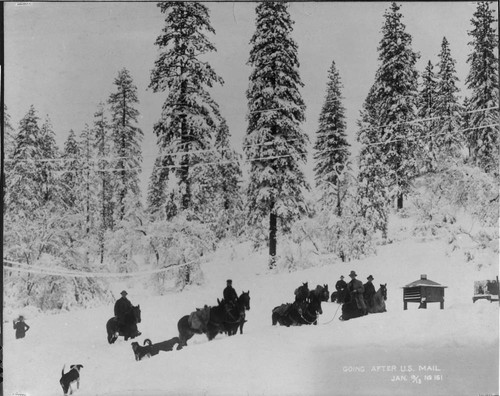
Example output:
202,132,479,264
347,270,367,315
364,275,376,310
335,275,348,303
13,315,30,339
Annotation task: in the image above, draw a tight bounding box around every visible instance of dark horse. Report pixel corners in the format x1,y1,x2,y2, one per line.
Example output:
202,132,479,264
272,291,324,326
223,291,251,336
106,305,141,344
177,300,231,349
367,284,387,314
294,282,309,303
309,284,330,303
340,283,388,320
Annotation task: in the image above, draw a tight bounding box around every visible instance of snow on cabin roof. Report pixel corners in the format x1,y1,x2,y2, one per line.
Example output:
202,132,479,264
403,274,447,288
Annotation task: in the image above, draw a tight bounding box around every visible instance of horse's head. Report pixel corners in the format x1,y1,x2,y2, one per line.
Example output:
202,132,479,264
133,305,141,323
379,284,387,301
308,294,323,315
238,291,250,311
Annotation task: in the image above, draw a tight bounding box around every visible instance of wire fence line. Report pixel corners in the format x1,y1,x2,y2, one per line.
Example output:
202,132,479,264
3,257,205,278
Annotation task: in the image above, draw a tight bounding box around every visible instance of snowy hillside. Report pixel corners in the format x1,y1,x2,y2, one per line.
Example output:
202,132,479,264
3,230,499,396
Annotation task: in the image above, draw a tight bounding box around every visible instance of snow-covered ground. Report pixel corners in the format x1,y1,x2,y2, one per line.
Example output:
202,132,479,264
3,234,499,396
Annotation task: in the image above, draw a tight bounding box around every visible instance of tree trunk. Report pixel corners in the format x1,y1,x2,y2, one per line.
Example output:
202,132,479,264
269,209,277,269
397,193,403,210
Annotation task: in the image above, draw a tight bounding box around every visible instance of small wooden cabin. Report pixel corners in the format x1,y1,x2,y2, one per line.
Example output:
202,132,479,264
402,274,447,310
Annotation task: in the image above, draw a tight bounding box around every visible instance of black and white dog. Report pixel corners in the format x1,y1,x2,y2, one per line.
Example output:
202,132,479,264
60,364,83,395
131,337,181,361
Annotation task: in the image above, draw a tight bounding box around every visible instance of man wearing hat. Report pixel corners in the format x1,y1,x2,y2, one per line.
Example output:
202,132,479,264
223,280,238,306
13,315,30,339
347,271,367,315
364,275,376,311
114,290,133,330
335,275,348,304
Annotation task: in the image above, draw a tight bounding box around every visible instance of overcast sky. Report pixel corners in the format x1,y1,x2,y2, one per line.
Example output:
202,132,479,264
4,1,483,194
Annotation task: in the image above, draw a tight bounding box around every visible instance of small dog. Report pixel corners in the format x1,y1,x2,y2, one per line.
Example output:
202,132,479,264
60,364,83,395
145,337,181,355
132,337,181,361
131,340,152,361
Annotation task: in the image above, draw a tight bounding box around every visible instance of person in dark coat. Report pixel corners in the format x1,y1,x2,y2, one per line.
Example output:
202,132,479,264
223,279,239,320
13,315,30,339
347,270,367,314
335,275,348,303
114,290,133,328
364,275,376,310
223,280,238,305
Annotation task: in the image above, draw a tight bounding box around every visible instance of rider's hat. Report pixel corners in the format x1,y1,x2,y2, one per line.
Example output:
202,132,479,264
348,270,357,278
226,279,232,284
340,275,344,279
120,290,128,296
367,275,374,281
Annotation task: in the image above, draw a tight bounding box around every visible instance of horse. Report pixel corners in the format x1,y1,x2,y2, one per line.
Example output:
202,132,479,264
309,284,330,303
294,282,309,303
272,301,306,327
106,305,141,344
299,292,323,325
223,291,251,336
177,300,230,349
367,284,387,314
339,291,366,321
272,293,323,327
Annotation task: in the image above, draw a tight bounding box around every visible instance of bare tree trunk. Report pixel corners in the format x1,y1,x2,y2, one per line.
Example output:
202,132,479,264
269,205,277,269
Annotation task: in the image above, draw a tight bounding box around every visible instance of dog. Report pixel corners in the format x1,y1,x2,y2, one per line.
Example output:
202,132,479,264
132,337,181,361
60,364,83,395
145,337,181,355
131,340,152,361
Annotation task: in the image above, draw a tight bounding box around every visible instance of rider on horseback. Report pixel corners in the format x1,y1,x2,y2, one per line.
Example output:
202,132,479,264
363,275,376,310
347,271,368,315
223,280,239,321
114,290,141,336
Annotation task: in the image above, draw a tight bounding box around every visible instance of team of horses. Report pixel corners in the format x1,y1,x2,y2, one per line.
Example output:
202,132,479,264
105,281,387,346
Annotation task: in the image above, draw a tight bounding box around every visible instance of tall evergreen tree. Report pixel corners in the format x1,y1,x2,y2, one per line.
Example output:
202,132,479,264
38,116,63,206
434,37,463,165
3,105,16,206
245,2,308,266
7,106,45,215
61,129,82,209
465,1,499,173
364,2,420,209
356,86,390,238
108,68,143,222
92,103,114,262
149,2,223,213
313,59,351,215
418,60,438,171
146,154,172,218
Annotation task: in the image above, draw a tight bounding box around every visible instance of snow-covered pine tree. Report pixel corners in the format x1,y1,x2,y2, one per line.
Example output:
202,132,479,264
146,154,172,218
3,105,16,205
39,116,63,206
7,106,46,215
108,68,143,222
371,2,421,209
61,130,82,209
79,123,100,258
245,1,309,267
313,59,351,215
434,37,463,166
418,61,438,172
190,118,243,239
149,2,223,214
356,85,391,239
465,1,499,174
92,103,114,262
